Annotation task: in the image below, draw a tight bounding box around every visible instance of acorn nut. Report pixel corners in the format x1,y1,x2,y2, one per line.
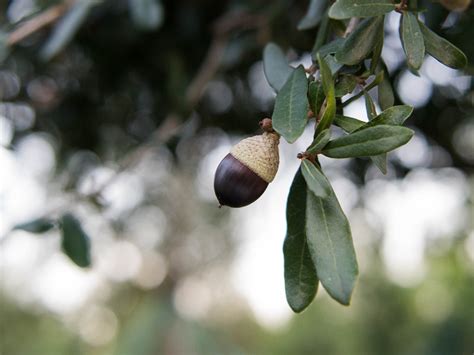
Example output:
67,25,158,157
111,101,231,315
214,131,280,207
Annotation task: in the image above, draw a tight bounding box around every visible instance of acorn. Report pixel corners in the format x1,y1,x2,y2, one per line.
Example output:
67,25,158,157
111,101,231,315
214,121,280,208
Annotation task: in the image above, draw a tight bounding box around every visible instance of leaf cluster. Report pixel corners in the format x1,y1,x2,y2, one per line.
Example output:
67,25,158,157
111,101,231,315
264,0,468,311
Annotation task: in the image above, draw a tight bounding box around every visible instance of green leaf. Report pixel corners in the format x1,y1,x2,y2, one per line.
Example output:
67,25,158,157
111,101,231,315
308,81,325,116
284,170,318,312
0,31,10,64
322,125,414,158
272,65,309,143
263,43,295,92
305,177,358,305
60,213,91,268
312,12,330,55
334,115,365,133
301,160,332,198
298,0,327,30
369,154,387,174
377,61,395,110
364,91,377,120
13,218,56,234
336,16,385,65
316,55,336,135
400,12,425,71
329,0,396,19
355,105,412,175
370,29,384,74
40,0,96,61
335,75,357,97
419,21,467,69
357,105,413,130
324,54,344,75
313,38,345,61
129,0,164,31
307,129,331,153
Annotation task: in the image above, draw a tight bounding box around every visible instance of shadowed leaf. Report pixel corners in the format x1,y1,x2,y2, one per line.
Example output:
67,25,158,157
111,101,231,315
284,170,319,312
336,16,385,65
60,213,91,268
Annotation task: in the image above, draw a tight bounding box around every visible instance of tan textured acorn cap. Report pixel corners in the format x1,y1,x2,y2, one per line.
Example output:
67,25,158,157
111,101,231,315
230,132,280,183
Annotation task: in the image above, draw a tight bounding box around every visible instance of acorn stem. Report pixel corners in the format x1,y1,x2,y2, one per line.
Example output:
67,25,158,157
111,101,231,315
259,118,275,133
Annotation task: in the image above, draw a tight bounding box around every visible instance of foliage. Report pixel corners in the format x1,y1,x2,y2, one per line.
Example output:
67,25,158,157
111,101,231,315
0,0,472,322
260,0,469,310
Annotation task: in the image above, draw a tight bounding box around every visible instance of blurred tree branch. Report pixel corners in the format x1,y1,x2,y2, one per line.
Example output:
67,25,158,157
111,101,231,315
186,10,269,106
7,2,72,46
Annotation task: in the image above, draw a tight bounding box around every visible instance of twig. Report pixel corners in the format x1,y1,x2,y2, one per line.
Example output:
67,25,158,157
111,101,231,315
343,17,359,38
7,2,70,46
186,11,267,106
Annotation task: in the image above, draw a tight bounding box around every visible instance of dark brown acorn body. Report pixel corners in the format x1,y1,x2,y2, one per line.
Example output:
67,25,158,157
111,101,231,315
214,154,268,207
214,131,280,208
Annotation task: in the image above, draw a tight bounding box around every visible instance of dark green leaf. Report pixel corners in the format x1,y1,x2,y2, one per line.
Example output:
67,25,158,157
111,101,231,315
335,75,357,97
364,91,377,120
356,105,412,174
400,12,425,71
301,160,331,198
322,125,414,158
272,65,309,143
316,55,336,135
313,38,345,61
370,154,388,174
319,54,334,95
305,178,358,305
312,12,330,55
357,105,413,130
308,81,325,116
370,29,384,74
284,170,318,312
129,0,164,31
336,16,385,65
60,213,91,268
263,43,295,92
419,21,467,69
334,115,365,133
307,129,331,153
329,0,396,19
365,70,384,92
325,54,344,75
298,0,327,30
334,113,387,172
40,0,96,61
0,31,9,64
377,61,395,110
14,218,56,234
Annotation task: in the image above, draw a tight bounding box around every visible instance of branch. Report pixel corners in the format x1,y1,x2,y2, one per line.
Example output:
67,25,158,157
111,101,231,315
7,2,70,46
185,11,268,106
343,17,359,38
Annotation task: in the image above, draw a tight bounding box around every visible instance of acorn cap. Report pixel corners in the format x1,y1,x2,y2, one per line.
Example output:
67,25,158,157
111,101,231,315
230,132,280,183
214,131,280,208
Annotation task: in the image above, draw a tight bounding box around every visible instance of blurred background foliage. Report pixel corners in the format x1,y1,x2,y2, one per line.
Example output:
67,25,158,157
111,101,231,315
0,0,473,354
